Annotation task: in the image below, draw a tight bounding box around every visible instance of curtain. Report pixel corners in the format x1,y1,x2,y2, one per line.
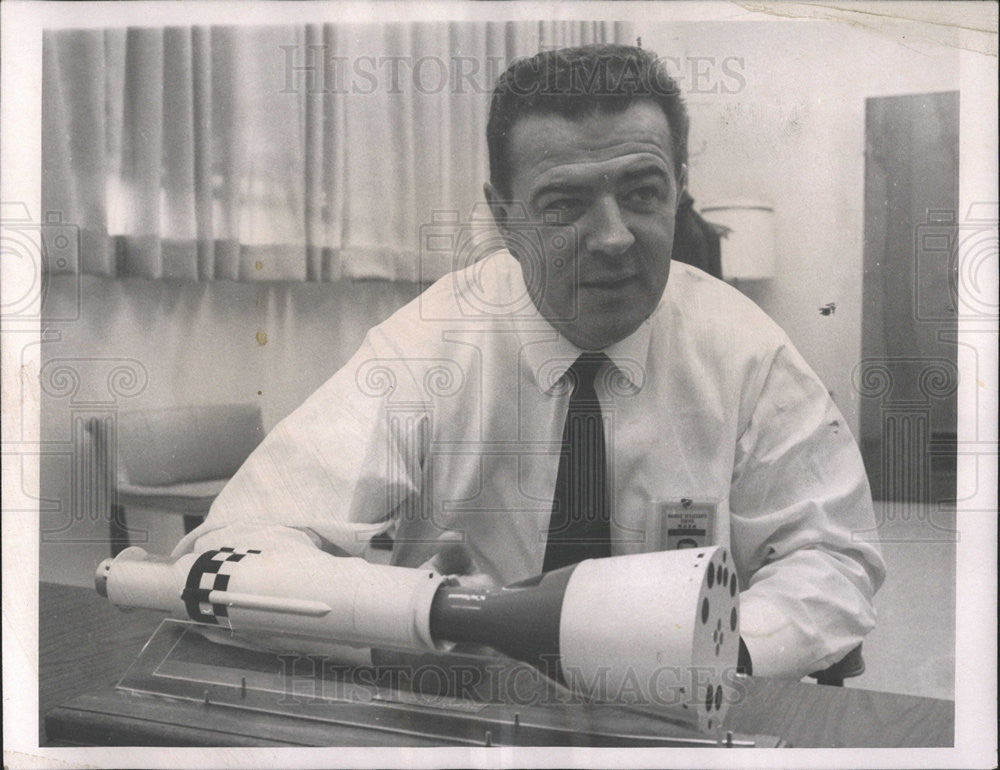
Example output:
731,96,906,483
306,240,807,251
42,21,632,282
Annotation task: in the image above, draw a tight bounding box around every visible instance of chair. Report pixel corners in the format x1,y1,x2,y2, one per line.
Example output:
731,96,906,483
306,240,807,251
808,643,865,686
88,403,264,556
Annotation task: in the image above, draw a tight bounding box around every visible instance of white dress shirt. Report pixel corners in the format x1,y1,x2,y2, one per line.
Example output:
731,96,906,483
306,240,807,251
175,251,885,679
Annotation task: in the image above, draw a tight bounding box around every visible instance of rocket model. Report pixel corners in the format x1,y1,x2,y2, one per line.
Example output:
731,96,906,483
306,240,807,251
97,544,740,732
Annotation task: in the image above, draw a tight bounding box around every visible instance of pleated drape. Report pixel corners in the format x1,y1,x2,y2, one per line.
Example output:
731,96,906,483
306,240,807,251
42,21,631,282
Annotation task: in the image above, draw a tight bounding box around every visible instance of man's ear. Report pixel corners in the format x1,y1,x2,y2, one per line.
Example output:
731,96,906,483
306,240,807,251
484,182,509,231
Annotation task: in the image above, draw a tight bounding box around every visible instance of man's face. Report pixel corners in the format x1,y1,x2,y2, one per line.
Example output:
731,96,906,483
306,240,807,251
488,101,686,351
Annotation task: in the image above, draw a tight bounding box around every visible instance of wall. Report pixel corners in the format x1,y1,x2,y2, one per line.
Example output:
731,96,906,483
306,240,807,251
38,276,421,585
643,21,960,435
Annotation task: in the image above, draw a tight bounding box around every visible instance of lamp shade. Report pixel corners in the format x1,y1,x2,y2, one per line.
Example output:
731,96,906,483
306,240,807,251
699,199,776,280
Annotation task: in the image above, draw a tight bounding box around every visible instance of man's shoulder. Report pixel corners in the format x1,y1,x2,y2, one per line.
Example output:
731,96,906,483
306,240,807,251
656,261,790,359
371,251,524,333
363,250,523,357
663,261,786,333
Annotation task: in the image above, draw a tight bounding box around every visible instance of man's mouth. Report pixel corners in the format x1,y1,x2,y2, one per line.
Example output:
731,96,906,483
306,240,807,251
580,275,639,290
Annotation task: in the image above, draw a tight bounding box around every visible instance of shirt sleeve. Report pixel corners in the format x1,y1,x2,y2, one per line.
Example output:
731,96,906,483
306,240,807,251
729,342,886,679
171,332,428,559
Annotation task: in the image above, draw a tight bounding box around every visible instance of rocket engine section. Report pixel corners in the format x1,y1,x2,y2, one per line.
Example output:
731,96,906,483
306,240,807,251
97,544,740,733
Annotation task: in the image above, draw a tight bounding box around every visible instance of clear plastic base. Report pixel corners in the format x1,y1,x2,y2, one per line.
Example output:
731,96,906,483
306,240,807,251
108,619,782,747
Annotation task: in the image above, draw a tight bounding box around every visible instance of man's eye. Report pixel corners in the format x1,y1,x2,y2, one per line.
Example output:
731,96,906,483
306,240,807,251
624,186,663,207
543,199,585,219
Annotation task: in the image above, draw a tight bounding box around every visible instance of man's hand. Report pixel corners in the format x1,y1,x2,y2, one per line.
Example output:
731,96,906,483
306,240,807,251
420,541,497,591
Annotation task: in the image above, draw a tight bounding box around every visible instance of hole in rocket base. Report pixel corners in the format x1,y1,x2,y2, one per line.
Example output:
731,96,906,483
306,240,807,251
701,597,710,623
705,684,714,712
731,607,737,631
707,566,714,589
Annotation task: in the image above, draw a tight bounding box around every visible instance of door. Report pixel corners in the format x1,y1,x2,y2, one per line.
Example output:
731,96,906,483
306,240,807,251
860,91,959,504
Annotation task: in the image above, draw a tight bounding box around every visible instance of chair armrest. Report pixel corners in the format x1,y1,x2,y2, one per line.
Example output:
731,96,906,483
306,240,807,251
117,478,229,513
808,643,865,686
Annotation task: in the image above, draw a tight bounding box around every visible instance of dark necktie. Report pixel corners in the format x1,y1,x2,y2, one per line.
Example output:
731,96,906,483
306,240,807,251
542,353,612,572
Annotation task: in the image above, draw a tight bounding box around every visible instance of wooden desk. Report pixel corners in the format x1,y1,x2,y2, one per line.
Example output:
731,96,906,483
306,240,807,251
39,582,954,748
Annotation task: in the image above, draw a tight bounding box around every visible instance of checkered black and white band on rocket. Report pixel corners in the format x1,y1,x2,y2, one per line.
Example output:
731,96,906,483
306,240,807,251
180,547,261,626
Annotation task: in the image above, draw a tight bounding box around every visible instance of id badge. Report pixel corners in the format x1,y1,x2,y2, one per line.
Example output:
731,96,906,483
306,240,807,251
658,499,718,550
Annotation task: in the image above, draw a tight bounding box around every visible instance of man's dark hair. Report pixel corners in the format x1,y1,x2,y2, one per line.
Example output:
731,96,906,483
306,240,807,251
486,44,689,196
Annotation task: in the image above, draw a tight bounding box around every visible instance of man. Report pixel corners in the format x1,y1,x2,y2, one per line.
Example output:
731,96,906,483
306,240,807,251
174,44,884,680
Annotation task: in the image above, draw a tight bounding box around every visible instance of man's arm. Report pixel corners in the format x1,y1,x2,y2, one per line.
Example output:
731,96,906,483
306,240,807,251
171,332,427,559
730,342,886,679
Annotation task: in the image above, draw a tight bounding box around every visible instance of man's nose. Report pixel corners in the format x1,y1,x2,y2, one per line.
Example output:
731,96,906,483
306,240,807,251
582,196,635,256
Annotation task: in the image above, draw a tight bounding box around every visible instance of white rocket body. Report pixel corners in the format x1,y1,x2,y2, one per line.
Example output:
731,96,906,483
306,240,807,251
97,544,739,732
559,548,740,732
99,545,449,660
